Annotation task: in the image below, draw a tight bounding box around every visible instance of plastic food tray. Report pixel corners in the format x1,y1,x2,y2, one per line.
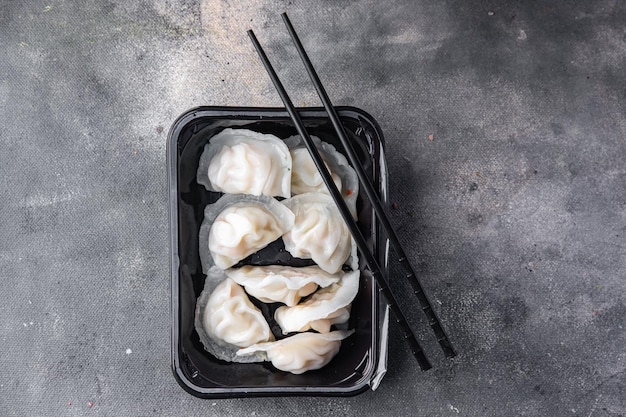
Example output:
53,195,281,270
167,106,389,398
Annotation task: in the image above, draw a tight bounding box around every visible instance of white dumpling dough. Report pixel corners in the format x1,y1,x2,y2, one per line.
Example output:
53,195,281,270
236,330,354,374
274,270,359,334
282,192,352,274
226,265,343,307
209,205,287,270
285,135,359,219
199,194,295,272
290,148,343,196
197,128,292,198
204,277,274,347
194,268,272,363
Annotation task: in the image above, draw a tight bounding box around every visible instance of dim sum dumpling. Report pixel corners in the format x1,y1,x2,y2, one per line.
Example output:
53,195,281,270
197,128,292,198
199,194,295,272
194,268,273,363
274,270,359,334
226,265,343,306
236,330,354,374
285,135,359,219
204,278,273,347
282,193,353,274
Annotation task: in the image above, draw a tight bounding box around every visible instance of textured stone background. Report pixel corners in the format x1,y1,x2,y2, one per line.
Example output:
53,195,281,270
1,0,624,416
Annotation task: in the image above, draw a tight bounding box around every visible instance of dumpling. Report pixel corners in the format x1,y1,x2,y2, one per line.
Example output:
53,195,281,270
236,330,354,374
274,270,359,334
198,194,295,272
203,278,273,347
282,193,353,274
197,128,292,198
290,148,342,195
226,265,343,306
194,268,273,363
285,135,359,219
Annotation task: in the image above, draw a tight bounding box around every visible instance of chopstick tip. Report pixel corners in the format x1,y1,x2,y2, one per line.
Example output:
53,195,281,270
247,29,257,43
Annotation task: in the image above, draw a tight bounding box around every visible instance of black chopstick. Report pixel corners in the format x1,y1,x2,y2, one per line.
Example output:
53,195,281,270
281,13,456,358
248,29,432,371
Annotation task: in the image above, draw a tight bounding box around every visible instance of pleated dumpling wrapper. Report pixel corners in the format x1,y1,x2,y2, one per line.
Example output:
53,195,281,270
282,192,354,274
285,135,359,219
226,265,344,307
197,128,292,198
194,268,274,363
274,269,359,334
236,330,354,374
199,194,295,272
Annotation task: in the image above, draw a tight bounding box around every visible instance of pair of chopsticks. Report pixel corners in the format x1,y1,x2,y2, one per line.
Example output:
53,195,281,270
248,13,455,370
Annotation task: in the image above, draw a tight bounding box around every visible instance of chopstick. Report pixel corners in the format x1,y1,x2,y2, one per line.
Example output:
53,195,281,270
281,13,456,359
248,29,432,371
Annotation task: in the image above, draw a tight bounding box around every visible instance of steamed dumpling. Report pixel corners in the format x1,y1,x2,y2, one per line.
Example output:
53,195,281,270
290,148,342,195
285,135,359,219
236,330,354,374
197,128,292,198
199,194,295,272
204,278,274,347
274,270,359,334
194,268,273,363
282,193,352,274
226,265,343,306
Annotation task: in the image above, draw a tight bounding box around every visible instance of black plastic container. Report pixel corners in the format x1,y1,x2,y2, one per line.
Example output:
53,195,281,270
167,106,389,398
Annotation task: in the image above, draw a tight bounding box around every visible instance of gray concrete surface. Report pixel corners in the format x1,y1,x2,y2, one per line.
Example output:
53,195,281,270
1,0,624,416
